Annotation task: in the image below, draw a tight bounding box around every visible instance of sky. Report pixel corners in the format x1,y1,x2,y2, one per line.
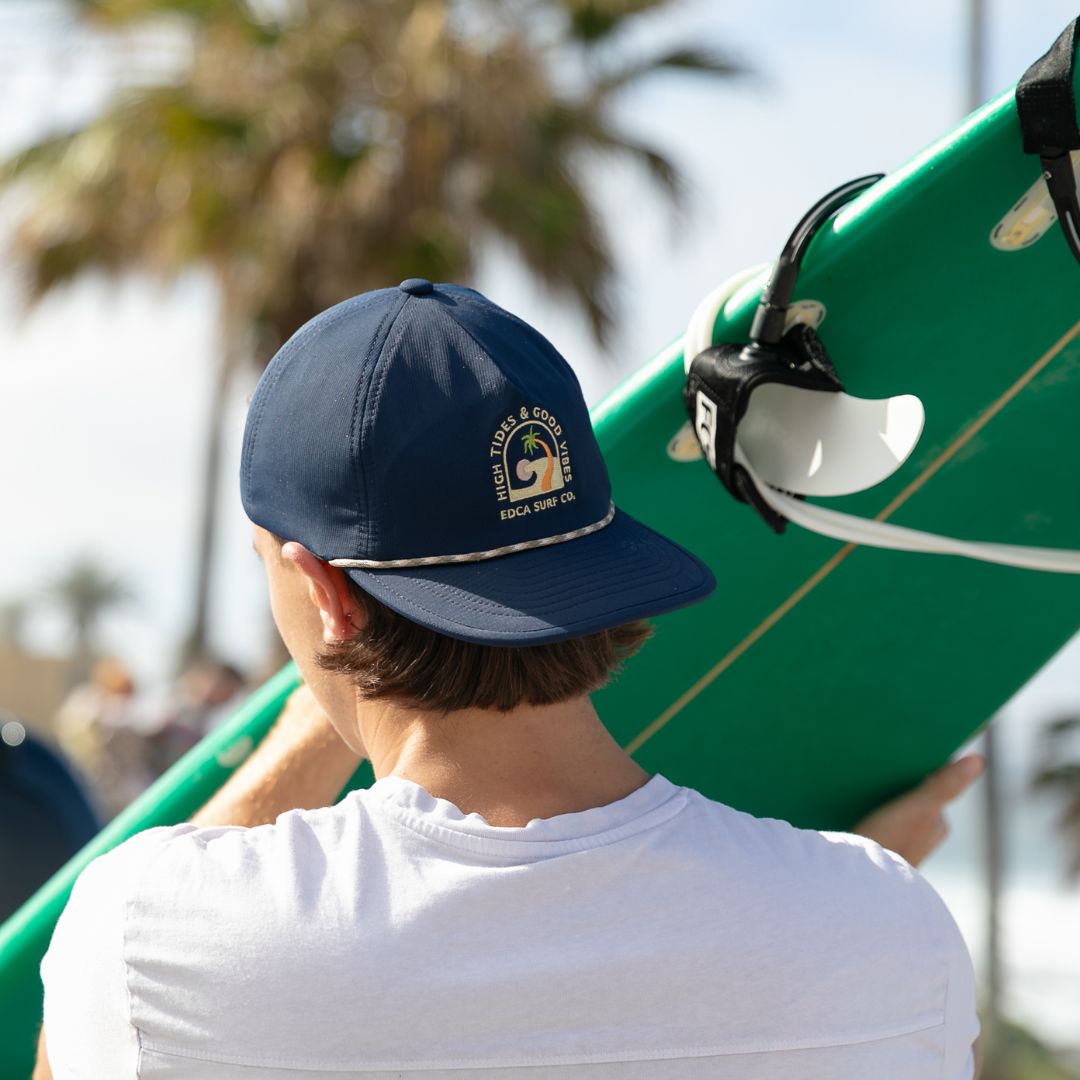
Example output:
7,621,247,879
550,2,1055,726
3,0,1078,684
2,0,1080,1044
4,0,1078,683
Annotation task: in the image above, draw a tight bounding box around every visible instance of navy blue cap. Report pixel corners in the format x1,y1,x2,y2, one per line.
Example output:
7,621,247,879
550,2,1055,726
241,281,715,644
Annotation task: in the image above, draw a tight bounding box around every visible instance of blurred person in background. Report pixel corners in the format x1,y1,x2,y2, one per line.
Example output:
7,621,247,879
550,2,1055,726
0,714,100,922
54,657,152,820
181,659,247,735
146,660,249,777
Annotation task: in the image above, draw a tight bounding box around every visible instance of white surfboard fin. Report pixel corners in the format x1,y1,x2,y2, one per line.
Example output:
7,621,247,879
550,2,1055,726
667,387,924,498
736,444,1080,574
681,265,1080,573
737,383,924,498
685,321,924,525
677,266,923,498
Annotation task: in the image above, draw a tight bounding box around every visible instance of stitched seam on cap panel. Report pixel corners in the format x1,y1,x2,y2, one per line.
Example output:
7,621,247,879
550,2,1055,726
242,349,286,500
439,294,609,509
244,320,317,489
347,523,697,618
452,289,581,386
349,297,404,555
437,298,613,524
437,296,614,526
436,299,537,399
244,298,367,509
363,297,415,556
352,536,662,613
364,556,709,631
372,525,693,613
386,545,681,614
369,567,696,624
330,504,616,568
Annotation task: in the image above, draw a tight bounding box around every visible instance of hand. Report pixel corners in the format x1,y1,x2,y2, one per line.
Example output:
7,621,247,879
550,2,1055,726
276,682,326,725
276,683,334,731
275,684,365,757
191,683,364,828
852,753,985,867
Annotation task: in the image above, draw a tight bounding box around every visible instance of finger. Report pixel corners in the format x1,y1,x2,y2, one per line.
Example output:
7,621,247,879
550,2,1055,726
914,817,949,864
934,815,949,844
920,754,985,804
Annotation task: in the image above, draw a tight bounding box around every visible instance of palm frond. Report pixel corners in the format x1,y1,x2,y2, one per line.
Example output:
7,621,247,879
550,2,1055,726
543,103,683,202
479,164,615,345
1031,763,1080,790
557,0,676,44
1,0,741,348
1041,714,1080,739
593,45,746,100
71,0,248,25
1030,713,1080,883
0,130,82,183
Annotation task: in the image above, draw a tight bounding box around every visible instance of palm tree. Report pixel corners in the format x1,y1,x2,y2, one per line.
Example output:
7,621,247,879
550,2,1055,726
1,0,740,668
964,12,1007,1066
47,556,133,680
520,425,556,490
0,600,29,648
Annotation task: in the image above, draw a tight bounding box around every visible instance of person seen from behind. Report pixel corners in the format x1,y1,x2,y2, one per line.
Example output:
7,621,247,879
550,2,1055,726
36,281,985,1079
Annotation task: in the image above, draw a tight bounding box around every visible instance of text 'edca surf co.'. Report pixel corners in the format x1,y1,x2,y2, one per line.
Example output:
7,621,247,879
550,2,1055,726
490,406,575,520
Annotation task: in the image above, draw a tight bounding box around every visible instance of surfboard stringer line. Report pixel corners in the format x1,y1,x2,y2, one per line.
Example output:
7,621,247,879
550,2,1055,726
624,314,1080,756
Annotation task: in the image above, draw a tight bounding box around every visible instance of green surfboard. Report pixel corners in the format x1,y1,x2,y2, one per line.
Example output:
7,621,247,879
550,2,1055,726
4,45,1080,1078
590,85,1080,833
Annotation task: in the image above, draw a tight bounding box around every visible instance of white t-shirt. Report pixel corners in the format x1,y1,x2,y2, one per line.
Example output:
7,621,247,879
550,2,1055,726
40,774,979,1079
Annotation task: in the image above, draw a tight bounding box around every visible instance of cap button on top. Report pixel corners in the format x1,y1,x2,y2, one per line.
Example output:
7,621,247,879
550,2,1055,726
399,278,434,296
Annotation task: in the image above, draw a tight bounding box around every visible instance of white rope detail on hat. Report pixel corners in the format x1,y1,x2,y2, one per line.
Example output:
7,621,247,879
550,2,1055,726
329,503,617,570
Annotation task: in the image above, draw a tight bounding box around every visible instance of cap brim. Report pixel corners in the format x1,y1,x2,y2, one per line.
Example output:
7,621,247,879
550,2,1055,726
343,509,715,645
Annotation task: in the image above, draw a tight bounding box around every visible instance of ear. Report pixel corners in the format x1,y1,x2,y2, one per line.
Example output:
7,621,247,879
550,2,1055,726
280,542,364,643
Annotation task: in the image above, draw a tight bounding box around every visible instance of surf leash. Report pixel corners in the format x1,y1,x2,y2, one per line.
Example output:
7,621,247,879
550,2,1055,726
1016,16,1080,264
684,174,885,534
682,174,1080,575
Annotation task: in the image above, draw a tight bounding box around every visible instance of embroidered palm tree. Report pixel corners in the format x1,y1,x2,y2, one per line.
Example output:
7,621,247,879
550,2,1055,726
520,427,556,491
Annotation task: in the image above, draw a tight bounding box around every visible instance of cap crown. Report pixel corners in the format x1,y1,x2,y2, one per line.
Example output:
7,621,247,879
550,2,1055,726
241,283,611,563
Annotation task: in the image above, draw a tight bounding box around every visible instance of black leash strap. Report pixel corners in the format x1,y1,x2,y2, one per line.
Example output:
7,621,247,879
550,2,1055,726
684,324,844,534
1016,17,1080,264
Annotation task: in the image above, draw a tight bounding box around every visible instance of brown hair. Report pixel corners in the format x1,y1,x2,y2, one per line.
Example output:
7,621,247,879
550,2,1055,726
315,579,651,713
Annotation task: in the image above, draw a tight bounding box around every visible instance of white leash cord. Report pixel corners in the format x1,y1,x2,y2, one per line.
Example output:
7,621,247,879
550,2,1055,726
738,447,1080,574
686,269,1080,575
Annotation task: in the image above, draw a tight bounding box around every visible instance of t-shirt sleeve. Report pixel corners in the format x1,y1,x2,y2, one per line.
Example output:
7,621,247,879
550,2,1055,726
39,825,201,1079
882,847,981,1079
914,872,981,1080
819,831,981,1078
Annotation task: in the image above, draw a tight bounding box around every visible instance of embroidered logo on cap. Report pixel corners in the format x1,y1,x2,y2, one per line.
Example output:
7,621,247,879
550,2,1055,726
490,406,574,521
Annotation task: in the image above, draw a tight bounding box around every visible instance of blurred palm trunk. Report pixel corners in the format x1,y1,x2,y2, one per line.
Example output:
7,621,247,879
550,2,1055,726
967,0,1004,1065
180,312,244,670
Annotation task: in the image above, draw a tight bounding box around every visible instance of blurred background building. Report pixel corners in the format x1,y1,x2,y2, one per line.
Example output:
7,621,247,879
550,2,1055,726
1,2,1078,1076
